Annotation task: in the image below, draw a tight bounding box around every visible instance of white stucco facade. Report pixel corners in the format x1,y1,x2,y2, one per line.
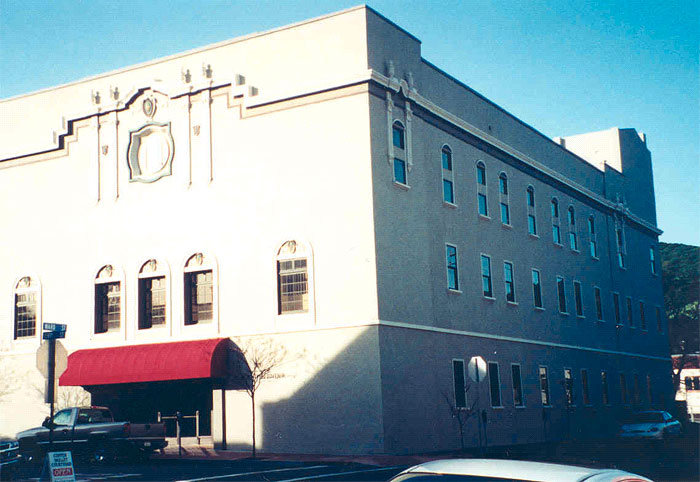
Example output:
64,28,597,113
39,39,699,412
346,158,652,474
1,6,671,454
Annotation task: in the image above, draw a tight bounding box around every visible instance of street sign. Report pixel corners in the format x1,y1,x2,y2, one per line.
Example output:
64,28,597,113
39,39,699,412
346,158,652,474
43,331,65,340
46,451,76,482
467,355,487,383
43,323,67,332
37,340,68,379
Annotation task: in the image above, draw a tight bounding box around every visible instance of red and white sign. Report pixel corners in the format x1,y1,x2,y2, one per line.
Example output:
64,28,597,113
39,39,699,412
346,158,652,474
47,451,76,482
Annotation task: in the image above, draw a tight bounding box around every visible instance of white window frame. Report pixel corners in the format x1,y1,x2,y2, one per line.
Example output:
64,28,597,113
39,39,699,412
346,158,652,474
12,275,42,342
498,172,511,227
480,253,494,299
446,243,461,293
391,120,408,187
567,206,578,252
588,216,598,259
532,269,544,310
441,145,456,206
476,161,489,218
93,265,125,338
504,260,516,304
136,258,171,336
539,365,551,407
551,198,562,246
183,252,219,332
556,275,568,314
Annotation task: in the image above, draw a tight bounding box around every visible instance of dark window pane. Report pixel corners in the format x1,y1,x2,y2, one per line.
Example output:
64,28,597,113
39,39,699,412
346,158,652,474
489,362,501,407
443,179,454,203
512,365,523,406
394,158,407,184
528,215,537,235
442,148,452,170
392,123,404,149
500,203,510,225
477,163,486,185
453,360,466,408
478,193,488,216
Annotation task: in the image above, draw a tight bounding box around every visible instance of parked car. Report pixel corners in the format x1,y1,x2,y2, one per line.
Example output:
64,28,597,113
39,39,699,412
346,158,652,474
16,406,167,463
0,438,21,481
387,459,653,482
617,410,682,441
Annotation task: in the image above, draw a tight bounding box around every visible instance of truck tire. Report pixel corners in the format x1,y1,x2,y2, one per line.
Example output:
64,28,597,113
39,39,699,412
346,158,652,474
89,439,114,464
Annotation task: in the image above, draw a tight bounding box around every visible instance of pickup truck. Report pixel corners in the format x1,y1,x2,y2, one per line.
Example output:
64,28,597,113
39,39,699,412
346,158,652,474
16,406,167,463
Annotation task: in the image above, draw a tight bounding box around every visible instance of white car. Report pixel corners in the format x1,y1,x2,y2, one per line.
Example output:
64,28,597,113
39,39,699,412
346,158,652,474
388,459,653,482
618,410,682,441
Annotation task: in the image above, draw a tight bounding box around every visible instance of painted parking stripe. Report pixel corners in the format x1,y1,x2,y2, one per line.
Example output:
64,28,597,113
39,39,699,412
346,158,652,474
276,466,405,482
176,464,330,482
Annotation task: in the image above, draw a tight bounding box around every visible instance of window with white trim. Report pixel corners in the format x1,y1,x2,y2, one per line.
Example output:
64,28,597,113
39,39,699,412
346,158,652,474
14,276,38,339
184,253,214,325
527,186,537,235
488,362,502,407
539,366,551,406
453,359,466,409
138,259,167,330
581,369,591,405
613,292,621,326
594,287,603,321
588,217,598,258
567,206,578,250
499,173,510,225
442,146,454,204
476,162,488,216
556,276,567,313
94,265,121,334
392,121,407,185
277,240,309,314
564,368,575,406
573,281,583,317
532,269,543,308
551,198,561,244
649,246,657,275
511,364,524,407
504,261,515,302
446,244,459,291
481,255,493,298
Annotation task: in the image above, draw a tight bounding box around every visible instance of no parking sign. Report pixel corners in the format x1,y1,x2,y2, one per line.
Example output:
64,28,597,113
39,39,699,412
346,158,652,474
47,451,76,482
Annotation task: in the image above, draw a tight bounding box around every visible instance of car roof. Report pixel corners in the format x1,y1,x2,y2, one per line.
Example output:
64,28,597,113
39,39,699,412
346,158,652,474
401,459,648,482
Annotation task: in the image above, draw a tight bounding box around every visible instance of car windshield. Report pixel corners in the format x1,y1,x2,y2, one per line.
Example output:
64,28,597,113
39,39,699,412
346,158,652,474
628,412,664,423
391,474,536,482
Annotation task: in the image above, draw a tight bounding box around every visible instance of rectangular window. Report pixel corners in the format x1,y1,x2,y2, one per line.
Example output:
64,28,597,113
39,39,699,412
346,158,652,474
557,276,567,313
640,301,646,330
477,164,486,185
481,255,493,298
552,224,561,244
504,262,515,302
573,281,583,317
452,359,466,409
626,297,634,327
633,374,641,404
601,371,610,405
650,246,657,274
539,366,550,406
278,258,309,314
588,218,597,257
512,364,524,407
139,276,166,329
500,203,510,225
478,193,488,216
590,240,598,258
14,292,37,339
569,232,578,251
392,124,404,149
646,375,653,404
446,245,459,291
656,307,662,332
581,369,591,405
95,282,120,333
184,270,213,325
393,158,407,185
488,362,502,407
527,188,535,207
443,179,454,204
564,369,574,406
594,287,603,321
620,373,628,404
613,293,621,325
532,269,543,308
528,215,537,235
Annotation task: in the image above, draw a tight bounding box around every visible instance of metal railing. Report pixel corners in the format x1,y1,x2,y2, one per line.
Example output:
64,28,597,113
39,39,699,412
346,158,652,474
157,410,200,456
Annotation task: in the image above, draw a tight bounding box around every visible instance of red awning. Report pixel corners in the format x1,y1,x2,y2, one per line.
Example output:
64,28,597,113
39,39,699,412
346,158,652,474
59,338,236,386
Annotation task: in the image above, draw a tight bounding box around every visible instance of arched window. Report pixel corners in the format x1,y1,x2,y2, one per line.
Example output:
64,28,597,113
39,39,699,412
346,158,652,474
392,121,407,185
526,186,537,236
14,276,38,339
184,253,214,326
277,240,310,314
94,265,121,334
551,198,561,244
568,206,578,250
498,172,510,225
476,162,488,216
138,259,167,330
441,146,455,204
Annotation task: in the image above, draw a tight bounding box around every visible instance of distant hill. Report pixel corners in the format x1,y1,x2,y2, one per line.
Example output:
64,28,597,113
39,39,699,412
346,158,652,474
660,242,699,354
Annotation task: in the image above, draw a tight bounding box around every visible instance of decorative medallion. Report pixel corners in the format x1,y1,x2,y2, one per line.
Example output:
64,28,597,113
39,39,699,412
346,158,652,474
127,123,175,183
142,98,156,118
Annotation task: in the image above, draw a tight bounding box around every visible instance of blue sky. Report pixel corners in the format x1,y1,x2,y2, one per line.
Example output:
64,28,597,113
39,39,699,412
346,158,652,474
1,0,697,245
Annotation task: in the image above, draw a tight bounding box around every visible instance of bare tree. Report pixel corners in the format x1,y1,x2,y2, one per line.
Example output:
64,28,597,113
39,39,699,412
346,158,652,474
234,338,289,458
56,386,91,410
442,384,477,451
0,343,19,401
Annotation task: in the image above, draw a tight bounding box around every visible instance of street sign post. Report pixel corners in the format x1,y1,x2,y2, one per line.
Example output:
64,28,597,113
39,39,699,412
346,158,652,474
37,323,68,454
